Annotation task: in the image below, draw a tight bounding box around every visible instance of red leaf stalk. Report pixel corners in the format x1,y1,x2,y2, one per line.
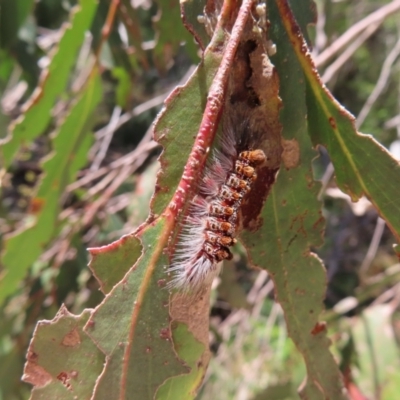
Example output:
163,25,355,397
165,0,255,220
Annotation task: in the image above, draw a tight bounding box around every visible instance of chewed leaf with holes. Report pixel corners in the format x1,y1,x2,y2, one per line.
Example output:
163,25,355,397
78,1,283,398
84,222,189,399
154,0,282,293
239,1,348,399
22,306,104,400
22,0,358,398
73,4,245,399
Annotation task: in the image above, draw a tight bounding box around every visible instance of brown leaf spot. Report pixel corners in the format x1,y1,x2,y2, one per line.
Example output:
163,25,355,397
27,350,38,361
22,354,52,387
157,279,167,288
281,139,300,169
62,327,81,347
57,371,72,390
311,321,326,335
29,198,45,214
329,116,337,129
159,327,171,340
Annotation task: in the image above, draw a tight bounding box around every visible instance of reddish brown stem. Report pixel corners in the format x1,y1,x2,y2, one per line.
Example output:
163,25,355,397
95,0,120,61
165,0,254,220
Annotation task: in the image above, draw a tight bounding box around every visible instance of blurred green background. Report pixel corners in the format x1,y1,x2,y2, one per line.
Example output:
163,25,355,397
1,0,400,399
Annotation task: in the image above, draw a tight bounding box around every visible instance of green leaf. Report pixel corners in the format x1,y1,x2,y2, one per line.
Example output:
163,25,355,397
22,306,104,399
85,222,190,400
112,67,132,108
277,0,400,242
0,72,102,305
1,0,98,167
349,305,400,399
239,1,347,399
91,1,140,75
0,49,14,84
82,17,233,397
155,322,206,400
0,0,35,48
128,160,159,227
0,347,29,400
153,0,199,69
151,55,221,215
88,234,143,294
180,0,211,51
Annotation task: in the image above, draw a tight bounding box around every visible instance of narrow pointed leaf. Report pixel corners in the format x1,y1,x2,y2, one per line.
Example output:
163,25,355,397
239,1,347,398
1,0,98,167
1,73,102,304
277,0,400,242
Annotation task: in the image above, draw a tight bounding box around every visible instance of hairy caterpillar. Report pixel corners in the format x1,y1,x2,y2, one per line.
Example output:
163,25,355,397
168,123,266,292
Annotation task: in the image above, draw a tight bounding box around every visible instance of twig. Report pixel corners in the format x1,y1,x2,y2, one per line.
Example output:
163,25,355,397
95,0,120,60
321,23,380,84
106,193,132,215
371,281,400,306
82,164,135,226
318,162,334,201
118,0,148,69
95,66,195,140
359,217,386,275
67,66,196,193
246,270,268,304
315,0,400,68
84,168,121,200
72,0,120,93
67,135,158,193
357,36,400,128
81,129,156,226
218,310,246,343
251,279,274,319
384,114,400,129
90,106,122,171
94,91,170,139
313,2,327,55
